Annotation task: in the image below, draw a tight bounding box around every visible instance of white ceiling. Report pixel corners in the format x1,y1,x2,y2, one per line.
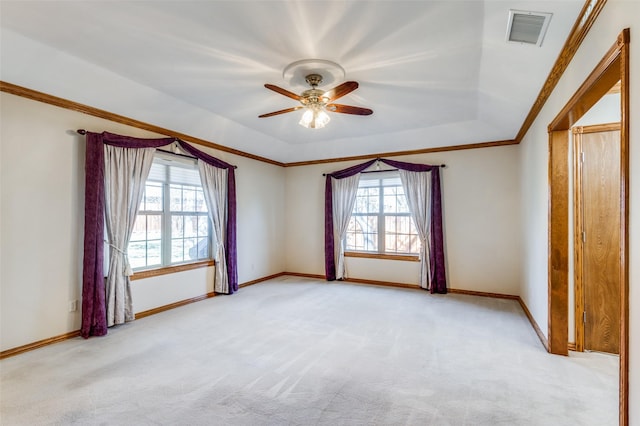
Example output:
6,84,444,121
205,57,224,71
0,1,584,163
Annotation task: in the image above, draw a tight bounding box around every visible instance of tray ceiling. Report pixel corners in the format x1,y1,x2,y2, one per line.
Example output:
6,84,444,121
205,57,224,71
0,1,584,163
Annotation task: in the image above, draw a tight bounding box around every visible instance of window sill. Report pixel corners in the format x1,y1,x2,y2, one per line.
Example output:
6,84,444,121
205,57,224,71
130,260,215,281
345,252,420,262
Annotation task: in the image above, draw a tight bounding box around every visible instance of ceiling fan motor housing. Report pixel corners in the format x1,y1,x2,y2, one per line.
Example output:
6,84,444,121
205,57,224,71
305,73,323,87
301,89,329,106
301,74,329,106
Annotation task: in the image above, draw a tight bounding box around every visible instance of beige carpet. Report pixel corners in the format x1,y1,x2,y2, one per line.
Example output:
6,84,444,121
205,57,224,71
0,276,618,425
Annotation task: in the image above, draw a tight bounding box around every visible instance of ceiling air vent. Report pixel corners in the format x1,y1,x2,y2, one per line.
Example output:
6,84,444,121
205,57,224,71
506,10,552,47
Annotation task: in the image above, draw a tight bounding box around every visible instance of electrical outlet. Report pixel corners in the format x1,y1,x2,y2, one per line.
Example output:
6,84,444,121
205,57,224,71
68,300,78,312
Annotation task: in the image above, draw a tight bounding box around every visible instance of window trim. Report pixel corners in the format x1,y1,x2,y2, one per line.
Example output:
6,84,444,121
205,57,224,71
344,172,421,257
131,259,215,281
344,251,419,262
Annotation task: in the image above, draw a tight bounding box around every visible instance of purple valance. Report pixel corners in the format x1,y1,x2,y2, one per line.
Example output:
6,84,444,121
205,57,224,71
324,158,447,294
378,158,440,173
100,131,175,148
81,132,238,338
178,140,236,170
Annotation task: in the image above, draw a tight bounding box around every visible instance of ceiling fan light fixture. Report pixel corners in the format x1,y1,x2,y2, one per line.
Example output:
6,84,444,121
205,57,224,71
299,105,330,129
260,63,372,126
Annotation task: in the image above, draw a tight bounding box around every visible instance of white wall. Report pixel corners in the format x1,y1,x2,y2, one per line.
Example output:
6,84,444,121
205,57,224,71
131,268,214,313
0,92,286,351
518,0,639,421
235,155,286,283
285,145,522,295
575,93,621,127
1,93,87,350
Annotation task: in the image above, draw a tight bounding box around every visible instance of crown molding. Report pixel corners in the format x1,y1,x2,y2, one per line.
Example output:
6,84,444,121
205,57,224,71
515,0,608,142
0,81,286,167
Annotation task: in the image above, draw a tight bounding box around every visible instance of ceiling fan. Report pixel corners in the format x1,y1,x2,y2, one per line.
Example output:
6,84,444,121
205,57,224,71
258,73,373,129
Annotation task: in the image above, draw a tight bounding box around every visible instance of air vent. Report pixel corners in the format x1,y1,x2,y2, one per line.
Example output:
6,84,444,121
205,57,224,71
506,10,552,47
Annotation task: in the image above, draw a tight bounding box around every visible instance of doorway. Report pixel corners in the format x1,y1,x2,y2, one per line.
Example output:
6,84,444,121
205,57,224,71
573,123,621,354
547,29,629,425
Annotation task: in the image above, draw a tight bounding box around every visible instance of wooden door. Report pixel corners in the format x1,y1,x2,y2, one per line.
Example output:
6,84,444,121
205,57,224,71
574,123,620,354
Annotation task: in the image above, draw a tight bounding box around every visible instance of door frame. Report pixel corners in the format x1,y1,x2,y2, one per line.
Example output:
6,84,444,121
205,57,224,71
547,29,629,425
572,122,621,353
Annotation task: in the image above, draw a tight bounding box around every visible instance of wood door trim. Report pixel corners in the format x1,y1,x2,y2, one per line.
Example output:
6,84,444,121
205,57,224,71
618,33,630,425
548,130,570,356
549,30,629,132
573,131,585,352
547,28,629,425
573,122,621,134
607,80,621,95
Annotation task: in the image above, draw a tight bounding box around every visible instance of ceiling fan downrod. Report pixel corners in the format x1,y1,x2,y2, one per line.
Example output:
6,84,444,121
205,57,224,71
305,73,323,88
301,74,328,107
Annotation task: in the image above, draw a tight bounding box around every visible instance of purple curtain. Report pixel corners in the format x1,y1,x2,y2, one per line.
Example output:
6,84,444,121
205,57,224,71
323,158,447,294
81,132,238,338
379,159,446,294
178,141,238,294
81,133,107,337
324,159,377,280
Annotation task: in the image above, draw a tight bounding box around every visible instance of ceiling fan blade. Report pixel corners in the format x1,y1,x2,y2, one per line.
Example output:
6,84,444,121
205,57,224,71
258,106,303,118
326,104,373,116
324,81,359,101
264,84,301,101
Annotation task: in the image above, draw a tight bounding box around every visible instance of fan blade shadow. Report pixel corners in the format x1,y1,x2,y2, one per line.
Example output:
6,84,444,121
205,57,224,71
264,84,301,101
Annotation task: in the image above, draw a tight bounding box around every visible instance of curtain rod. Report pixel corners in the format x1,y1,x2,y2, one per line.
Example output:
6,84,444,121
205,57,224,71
322,163,446,176
361,168,398,174
156,148,197,161
76,129,238,168
76,128,178,140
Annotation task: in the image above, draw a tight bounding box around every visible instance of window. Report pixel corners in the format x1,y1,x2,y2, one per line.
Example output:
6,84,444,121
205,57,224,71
128,152,211,270
345,172,421,255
